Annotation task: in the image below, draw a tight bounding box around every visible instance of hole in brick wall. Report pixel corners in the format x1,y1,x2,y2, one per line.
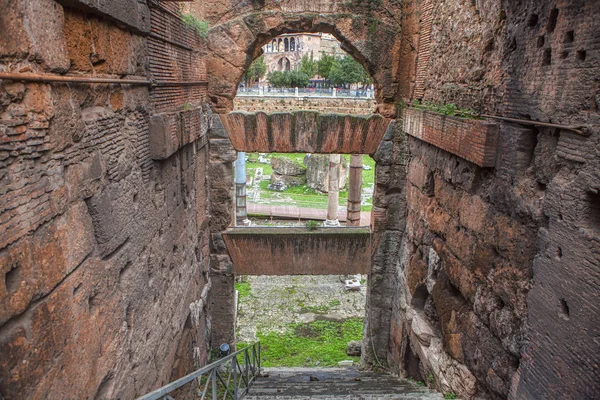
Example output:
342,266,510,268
509,37,517,52
576,50,587,61
559,298,570,320
564,30,574,43
88,293,99,313
556,247,562,260
484,38,494,53
527,13,539,27
547,8,559,32
126,303,134,330
537,35,545,48
412,285,430,312
585,192,600,232
560,51,569,59
542,48,552,66
133,193,138,203
557,212,563,222
4,264,21,295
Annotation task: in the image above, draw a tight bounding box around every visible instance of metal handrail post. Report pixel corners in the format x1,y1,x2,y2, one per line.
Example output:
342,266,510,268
212,369,217,400
245,350,250,391
233,356,238,399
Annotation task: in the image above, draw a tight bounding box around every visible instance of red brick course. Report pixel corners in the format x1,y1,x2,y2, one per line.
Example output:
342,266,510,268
403,108,499,168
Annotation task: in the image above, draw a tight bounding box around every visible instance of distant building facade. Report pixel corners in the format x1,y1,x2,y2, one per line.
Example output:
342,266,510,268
260,33,342,84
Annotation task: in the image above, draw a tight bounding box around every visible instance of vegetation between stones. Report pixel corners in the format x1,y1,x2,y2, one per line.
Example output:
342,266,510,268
240,318,363,367
181,13,209,38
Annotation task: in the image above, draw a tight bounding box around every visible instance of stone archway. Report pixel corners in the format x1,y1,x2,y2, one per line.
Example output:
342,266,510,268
205,10,411,116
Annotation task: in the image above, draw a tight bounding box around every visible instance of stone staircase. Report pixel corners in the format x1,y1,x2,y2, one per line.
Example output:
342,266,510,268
245,367,443,399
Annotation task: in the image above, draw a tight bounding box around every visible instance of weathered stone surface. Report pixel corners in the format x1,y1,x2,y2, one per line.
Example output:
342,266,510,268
56,0,151,33
346,340,362,357
0,0,71,71
220,111,390,154
270,173,306,187
271,157,306,176
0,3,212,399
305,154,348,193
223,227,371,276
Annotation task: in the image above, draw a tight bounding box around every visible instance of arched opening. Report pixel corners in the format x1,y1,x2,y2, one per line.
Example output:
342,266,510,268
278,38,282,52
225,32,382,370
277,57,291,72
272,39,277,52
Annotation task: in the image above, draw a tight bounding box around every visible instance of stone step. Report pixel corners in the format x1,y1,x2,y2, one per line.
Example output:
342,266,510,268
245,367,442,399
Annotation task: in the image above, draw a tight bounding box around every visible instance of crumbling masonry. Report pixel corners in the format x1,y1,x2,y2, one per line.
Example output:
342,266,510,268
0,0,598,399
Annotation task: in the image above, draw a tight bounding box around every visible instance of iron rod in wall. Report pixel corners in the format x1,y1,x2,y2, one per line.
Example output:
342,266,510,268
0,72,152,86
0,72,208,87
480,114,589,136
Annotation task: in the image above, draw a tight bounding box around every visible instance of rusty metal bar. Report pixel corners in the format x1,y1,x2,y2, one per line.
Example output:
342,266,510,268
0,72,207,87
0,72,151,85
480,114,589,136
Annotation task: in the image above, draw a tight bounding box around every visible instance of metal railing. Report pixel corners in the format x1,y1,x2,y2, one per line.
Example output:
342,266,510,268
236,87,375,99
136,342,261,400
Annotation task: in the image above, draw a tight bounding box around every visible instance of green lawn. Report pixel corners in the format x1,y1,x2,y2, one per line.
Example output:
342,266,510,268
246,153,374,212
239,318,363,367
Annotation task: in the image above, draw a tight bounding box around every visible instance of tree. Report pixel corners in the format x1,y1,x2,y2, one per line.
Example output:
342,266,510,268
242,55,267,86
328,56,371,87
289,71,310,87
317,53,337,80
267,71,291,87
299,54,317,79
267,71,310,88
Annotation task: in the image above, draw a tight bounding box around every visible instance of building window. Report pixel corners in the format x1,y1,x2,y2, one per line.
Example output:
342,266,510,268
284,38,289,52
290,37,295,52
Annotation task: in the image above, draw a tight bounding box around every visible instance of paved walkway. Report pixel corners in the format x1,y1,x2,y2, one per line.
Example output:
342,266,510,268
247,204,371,226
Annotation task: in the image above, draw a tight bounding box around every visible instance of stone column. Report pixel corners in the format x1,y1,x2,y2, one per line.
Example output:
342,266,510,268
235,152,249,226
325,154,341,226
347,154,363,226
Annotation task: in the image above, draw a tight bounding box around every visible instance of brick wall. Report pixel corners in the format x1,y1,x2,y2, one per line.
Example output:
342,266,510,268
383,0,600,399
0,1,213,399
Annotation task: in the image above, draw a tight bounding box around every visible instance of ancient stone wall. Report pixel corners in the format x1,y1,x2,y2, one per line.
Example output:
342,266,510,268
385,0,600,399
234,96,376,114
0,1,214,398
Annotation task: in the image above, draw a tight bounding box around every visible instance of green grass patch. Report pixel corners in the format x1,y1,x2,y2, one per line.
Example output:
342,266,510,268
245,318,363,367
235,281,252,300
247,153,374,212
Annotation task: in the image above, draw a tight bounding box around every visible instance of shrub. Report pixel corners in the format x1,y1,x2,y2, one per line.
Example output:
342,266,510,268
181,13,209,38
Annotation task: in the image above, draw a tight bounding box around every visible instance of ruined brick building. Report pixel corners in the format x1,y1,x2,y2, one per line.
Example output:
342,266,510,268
0,0,598,399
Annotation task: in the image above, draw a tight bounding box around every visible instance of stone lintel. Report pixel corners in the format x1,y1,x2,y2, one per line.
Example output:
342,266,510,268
222,227,372,275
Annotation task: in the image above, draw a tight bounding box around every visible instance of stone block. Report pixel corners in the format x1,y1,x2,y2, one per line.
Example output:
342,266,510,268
57,0,151,33
0,0,70,71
